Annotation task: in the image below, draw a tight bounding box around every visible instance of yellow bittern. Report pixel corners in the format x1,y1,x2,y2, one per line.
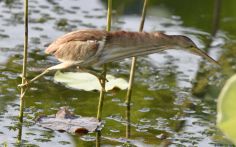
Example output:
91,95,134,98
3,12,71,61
19,29,219,87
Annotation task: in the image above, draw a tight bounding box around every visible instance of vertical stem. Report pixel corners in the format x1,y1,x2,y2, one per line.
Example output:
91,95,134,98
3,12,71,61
125,0,148,138
17,0,28,142
96,130,101,147
106,0,112,32
96,1,112,147
97,0,112,121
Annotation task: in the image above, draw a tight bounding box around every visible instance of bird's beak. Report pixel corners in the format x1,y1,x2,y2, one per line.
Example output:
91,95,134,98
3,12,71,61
191,47,220,66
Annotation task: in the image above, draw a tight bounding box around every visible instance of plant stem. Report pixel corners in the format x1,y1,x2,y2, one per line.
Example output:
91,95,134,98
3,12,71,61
125,0,148,138
96,130,101,147
17,0,28,143
106,0,112,32
97,0,112,121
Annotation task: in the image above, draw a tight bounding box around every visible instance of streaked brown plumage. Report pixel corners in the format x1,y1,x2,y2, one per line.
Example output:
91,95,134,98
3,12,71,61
19,29,219,87
45,29,218,67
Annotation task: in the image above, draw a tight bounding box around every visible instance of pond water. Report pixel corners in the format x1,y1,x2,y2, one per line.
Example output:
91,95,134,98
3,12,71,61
0,0,236,146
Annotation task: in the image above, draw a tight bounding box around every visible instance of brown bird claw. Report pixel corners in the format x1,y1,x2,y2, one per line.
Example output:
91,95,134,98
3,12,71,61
98,72,109,82
97,74,109,88
99,76,109,83
18,79,30,88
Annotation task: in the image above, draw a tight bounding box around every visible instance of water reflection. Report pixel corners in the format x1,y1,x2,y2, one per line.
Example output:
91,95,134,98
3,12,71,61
212,0,221,37
192,0,223,97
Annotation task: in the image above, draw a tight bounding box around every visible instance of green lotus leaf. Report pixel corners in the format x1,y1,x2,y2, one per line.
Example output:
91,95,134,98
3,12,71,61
54,71,128,91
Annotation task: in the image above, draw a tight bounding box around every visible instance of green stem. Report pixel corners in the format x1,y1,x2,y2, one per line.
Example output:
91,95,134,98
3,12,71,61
97,0,112,121
106,0,112,32
125,0,148,138
17,0,28,143
96,130,101,147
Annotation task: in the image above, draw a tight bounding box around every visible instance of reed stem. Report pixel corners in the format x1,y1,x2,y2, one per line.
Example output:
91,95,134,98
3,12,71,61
97,0,112,121
125,0,148,138
17,0,28,142
96,1,112,146
96,130,101,147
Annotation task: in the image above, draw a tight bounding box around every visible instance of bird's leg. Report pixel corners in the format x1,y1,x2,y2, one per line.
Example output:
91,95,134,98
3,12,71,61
77,67,108,86
18,62,76,88
99,69,108,89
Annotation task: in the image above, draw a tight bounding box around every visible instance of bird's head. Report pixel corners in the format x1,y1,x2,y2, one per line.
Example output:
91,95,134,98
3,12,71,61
171,35,219,66
171,35,197,48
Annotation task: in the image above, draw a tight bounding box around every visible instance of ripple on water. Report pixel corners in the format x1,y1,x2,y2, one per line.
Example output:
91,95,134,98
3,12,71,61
106,114,123,122
80,135,96,142
58,140,71,145
39,5,50,9
31,27,44,31
109,129,120,133
138,108,150,113
143,96,154,101
139,118,151,123
154,118,170,132
71,6,80,10
118,102,129,107
148,83,170,91
136,128,148,132
111,98,121,102
2,71,18,80
0,77,7,82
65,10,76,14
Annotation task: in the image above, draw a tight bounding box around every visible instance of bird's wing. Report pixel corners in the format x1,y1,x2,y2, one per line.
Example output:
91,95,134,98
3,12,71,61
94,31,170,66
45,30,106,55
53,40,100,63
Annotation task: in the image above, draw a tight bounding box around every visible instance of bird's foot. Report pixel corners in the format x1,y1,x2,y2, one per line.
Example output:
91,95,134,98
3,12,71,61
99,74,109,83
18,79,30,88
97,70,109,91
98,75,108,84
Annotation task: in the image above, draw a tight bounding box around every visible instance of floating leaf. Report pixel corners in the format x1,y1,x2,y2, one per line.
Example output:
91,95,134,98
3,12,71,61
217,74,236,144
37,107,101,134
54,71,128,91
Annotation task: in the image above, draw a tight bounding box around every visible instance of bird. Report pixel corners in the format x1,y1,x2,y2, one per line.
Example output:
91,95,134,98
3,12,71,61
19,29,219,87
